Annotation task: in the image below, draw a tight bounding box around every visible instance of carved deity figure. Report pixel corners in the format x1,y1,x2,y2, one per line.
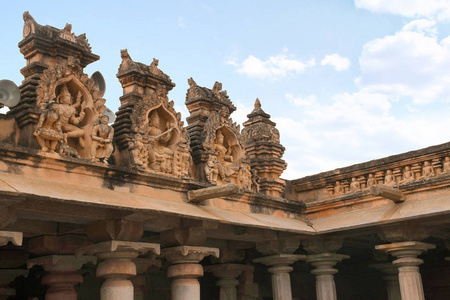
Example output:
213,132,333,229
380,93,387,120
349,177,360,192
239,163,252,191
402,166,415,183
334,181,344,195
60,23,76,42
422,161,435,178
443,157,450,173
129,134,146,167
384,170,396,186
146,110,175,172
367,173,377,187
56,84,86,147
251,169,260,193
91,115,114,165
205,154,219,183
34,101,64,154
208,131,239,182
174,128,191,177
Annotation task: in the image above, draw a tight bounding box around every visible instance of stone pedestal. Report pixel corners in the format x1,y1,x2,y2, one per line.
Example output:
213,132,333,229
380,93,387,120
370,263,401,300
0,269,29,300
161,246,219,300
28,255,96,300
77,240,160,300
205,264,253,300
306,253,349,300
254,254,305,300
376,241,435,300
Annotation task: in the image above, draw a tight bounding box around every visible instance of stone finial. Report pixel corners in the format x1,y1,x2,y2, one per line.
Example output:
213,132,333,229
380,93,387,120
241,99,286,197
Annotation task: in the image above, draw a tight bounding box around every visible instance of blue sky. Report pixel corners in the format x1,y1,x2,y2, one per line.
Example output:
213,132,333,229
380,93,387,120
2,1,450,179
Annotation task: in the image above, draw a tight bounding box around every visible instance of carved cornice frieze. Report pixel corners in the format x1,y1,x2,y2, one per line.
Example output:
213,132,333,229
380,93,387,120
293,142,450,199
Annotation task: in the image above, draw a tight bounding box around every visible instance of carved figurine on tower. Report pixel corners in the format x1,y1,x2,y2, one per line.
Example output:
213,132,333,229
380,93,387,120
113,50,191,177
185,78,254,190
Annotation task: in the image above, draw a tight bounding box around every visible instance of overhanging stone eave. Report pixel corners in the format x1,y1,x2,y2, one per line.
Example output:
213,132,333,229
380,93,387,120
309,194,450,234
0,172,316,236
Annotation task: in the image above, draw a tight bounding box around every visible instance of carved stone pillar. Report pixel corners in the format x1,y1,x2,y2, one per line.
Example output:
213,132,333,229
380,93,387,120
370,263,401,300
254,254,305,300
161,245,219,300
0,269,29,300
305,253,349,300
28,255,96,300
376,241,435,300
76,240,160,300
205,264,253,300
131,257,161,300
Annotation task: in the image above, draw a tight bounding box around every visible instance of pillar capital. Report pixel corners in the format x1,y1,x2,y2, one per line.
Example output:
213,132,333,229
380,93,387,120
27,255,96,300
161,245,219,264
253,254,304,300
162,246,219,300
76,241,160,300
205,263,253,279
0,231,22,247
253,254,305,268
205,264,253,300
375,241,435,300
76,240,160,258
28,254,96,272
375,241,435,259
306,253,349,300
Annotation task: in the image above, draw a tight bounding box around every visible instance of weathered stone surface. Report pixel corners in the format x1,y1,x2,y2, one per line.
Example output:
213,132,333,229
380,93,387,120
241,99,286,197
376,241,436,300
0,231,22,247
306,253,349,300
188,183,241,203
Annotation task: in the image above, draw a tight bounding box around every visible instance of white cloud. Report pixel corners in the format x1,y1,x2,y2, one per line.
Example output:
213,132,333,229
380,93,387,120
356,19,450,104
354,0,450,21
232,53,315,80
232,102,253,126
178,17,185,27
320,53,351,71
286,93,316,106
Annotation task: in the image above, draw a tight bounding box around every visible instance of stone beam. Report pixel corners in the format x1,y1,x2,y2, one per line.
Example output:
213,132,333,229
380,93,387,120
369,185,404,203
188,184,241,203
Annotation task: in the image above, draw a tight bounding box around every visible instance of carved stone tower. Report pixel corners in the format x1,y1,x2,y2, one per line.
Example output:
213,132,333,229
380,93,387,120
113,51,190,178
12,12,99,148
241,99,287,197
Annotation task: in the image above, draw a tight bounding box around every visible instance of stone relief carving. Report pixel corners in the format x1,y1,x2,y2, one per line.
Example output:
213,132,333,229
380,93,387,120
201,100,252,190
91,115,114,165
127,84,191,177
328,155,450,197
34,56,110,160
34,101,64,154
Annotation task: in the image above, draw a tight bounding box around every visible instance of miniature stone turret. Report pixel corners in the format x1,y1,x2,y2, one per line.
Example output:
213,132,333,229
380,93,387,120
241,99,287,197
7,12,111,161
12,12,99,148
113,51,191,177
185,79,253,190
